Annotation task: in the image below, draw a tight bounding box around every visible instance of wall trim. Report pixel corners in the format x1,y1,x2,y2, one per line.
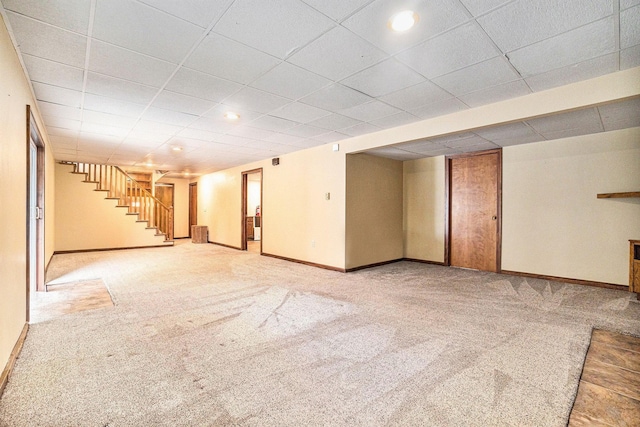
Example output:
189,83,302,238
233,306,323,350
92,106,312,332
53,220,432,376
404,258,446,266
0,323,29,398
501,270,628,291
54,243,173,255
345,258,404,272
261,252,345,272
208,241,242,251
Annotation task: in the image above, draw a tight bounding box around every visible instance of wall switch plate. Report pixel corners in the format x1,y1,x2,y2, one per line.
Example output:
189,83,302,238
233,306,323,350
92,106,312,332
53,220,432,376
332,144,339,152
325,192,330,200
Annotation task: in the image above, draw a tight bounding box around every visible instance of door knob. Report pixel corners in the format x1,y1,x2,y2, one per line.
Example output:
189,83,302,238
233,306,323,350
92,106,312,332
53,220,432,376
491,215,497,220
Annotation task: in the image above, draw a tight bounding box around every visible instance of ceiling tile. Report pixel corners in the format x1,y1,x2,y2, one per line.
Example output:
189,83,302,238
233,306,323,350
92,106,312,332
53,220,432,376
80,122,130,138
165,67,242,102
37,101,82,121
602,116,640,131
307,113,361,130
338,100,401,122
394,139,441,153
621,5,640,49
212,0,335,59
83,93,147,117
342,0,470,55
396,22,499,78
342,122,381,136
42,115,82,131
133,120,184,136
47,127,80,138
177,127,224,142
88,40,176,87
82,110,138,129
5,12,87,68
270,102,331,123
312,131,349,143
598,97,640,125
410,98,469,119
184,33,280,84
3,0,92,33
151,90,216,115
526,108,603,135
434,133,488,148
620,44,640,69
223,87,291,114
22,54,84,91
85,72,159,105
248,115,299,132
142,107,199,127
525,53,618,92
457,0,511,16
491,133,546,147
622,0,640,9
459,141,500,152
93,0,204,63
288,26,387,80
365,147,422,161
299,83,372,111
541,127,604,140
508,17,616,77
458,79,531,107
188,117,236,134
32,82,83,107
478,0,613,52
380,80,453,110
341,58,426,97
249,62,331,100
228,126,277,140
201,104,264,123
137,0,234,28
301,0,373,21
432,56,519,96
369,112,419,129
474,122,541,141
284,124,328,138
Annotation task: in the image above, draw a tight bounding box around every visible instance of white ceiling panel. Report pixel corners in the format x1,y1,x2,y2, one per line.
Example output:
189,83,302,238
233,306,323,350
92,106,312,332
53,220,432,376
125,129,172,144
176,128,224,142
137,0,234,28
491,133,547,147
458,0,511,16
395,139,441,153
458,79,531,107
507,17,616,77
43,115,82,132
342,122,381,136
602,116,640,131
85,72,158,105
301,0,373,21
49,134,78,147
3,0,91,33
80,122,130,138
478,0,613,52
474,122,541,141
410,98,469,119
201,104,265,123
270,102,331,123
133,120,183,136
250,62,331,100
525,53,618,92
264,133,307,145
459,141,500,152
165,67,242,102
248,115,298,132
88,40,176,87
228,125,277,141
366,147,422,161
22,54,84,91
526,108,603,134
439,134,489,148
284,124,328,138
38,102,82,121
47,127,79,138
621,5,640,48
213,0,335,59
307,113,361,131
223,87,291,114
541,126,604,140
598,97,640,123
396,22,500,79
188,117,236,135
369,112,420,129
83,94,147,117
432,56,519,96
622,0,640,9
288,26,387,80
341,58,426,97
151,90,216,115
312,131,349,143
32,82,83,107
93,0,204,63
342,0,470,54
339,100,401,122
142,107,198,127
5,11,87,68
184,33,280,84
620,44,640,69
299,83,372,111
380,80,453,111
82,110,138,129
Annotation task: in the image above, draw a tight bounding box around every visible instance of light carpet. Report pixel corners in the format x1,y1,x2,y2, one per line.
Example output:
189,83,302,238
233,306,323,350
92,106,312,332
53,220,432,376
1,240,639,426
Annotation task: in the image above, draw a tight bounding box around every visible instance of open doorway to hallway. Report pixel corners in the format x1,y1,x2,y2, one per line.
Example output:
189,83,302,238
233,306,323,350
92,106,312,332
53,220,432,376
241,169,262,253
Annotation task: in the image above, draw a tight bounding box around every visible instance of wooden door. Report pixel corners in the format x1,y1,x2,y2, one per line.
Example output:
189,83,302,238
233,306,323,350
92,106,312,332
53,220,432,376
155,184,174,238
189,183,197,235
448,150,501,272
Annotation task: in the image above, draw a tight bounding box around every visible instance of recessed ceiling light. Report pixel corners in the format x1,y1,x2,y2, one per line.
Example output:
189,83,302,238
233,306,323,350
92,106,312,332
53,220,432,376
389,10,418,32
145,162,153,167
224,112,239,120
184,172,190,176
172,146,183,152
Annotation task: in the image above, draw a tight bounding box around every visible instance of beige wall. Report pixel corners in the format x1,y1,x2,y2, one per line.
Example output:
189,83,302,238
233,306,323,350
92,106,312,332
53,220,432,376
403,156,446,263
0,15,54,374
502,127,640,285
55,163,170,251
156,177,190,238
345,154,403,270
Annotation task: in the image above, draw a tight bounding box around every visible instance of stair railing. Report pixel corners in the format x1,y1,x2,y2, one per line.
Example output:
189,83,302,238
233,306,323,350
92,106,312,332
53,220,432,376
63,162,173,241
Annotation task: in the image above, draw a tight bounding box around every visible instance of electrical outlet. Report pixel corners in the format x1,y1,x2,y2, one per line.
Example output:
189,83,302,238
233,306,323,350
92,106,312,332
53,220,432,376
325,192,330,200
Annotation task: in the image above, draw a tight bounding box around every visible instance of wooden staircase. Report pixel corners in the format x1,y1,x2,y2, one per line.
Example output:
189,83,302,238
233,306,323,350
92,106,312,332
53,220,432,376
62,162,174,242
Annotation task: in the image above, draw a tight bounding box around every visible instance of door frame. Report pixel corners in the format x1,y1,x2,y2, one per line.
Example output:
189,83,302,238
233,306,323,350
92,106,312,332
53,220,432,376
241,168,263,252
444,148,502,271
26,106,46,317
188,182,197,237
155,182,175,239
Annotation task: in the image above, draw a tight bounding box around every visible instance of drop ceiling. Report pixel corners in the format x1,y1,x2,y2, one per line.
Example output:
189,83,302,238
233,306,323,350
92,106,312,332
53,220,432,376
1,0,639,175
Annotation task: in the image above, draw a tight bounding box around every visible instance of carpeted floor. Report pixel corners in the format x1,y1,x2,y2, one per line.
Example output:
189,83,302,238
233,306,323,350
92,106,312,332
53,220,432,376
1,240,639,426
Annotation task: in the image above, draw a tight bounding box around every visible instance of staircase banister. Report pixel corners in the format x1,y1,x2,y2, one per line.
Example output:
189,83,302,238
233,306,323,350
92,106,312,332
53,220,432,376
112,165,172,210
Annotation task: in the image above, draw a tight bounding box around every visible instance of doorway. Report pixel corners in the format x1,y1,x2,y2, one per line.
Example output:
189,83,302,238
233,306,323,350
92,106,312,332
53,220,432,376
155,183,174,239
26,106,46,322
189,182,197,237
446,149,502,272
241,169,262,253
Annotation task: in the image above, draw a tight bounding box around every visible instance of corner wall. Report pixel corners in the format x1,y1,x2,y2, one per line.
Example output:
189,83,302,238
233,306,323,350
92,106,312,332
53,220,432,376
345,153,403,270
156,177,190,238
